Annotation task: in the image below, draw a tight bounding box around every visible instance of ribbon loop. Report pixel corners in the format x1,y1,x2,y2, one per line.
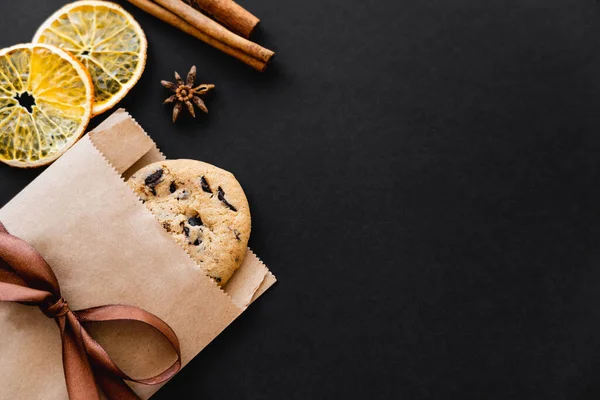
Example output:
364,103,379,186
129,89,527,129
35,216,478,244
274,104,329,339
0,223,182,400
41,297,69,318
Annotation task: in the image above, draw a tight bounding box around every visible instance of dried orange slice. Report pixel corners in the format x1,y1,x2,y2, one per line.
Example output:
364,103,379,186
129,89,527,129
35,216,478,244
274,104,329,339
33,1,147,116
0,43,93,168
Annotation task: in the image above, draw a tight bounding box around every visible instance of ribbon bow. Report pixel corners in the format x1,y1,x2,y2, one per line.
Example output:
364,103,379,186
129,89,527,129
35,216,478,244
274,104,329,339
0,222,181,400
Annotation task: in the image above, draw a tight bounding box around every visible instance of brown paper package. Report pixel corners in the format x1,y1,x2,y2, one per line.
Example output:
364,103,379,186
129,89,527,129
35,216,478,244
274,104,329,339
0,109,276,399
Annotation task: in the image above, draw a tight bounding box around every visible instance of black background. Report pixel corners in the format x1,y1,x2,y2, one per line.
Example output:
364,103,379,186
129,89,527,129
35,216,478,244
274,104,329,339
3,0,600,399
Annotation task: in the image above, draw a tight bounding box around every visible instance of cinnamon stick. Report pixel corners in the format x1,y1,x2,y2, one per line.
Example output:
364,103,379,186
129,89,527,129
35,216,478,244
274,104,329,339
185,0,259,38
126,0,274,71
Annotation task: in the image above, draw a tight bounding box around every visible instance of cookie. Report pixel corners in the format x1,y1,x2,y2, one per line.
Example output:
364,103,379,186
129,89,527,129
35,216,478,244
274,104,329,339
127,159,251,286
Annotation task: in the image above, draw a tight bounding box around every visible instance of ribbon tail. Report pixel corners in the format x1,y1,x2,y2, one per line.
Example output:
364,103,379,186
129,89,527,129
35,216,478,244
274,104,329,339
94,369,141,400
61,313,101,400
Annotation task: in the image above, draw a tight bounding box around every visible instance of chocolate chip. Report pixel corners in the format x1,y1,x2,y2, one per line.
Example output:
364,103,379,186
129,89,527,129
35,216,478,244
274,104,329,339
200,176,212,193
150,188,156,196
233,229,241,241
214,277,222,283
193,238,201,246
180,222,190,237
188,216,203,226
217,187,237,211
162,222,171,232
169,181,177,193
144,169,163,188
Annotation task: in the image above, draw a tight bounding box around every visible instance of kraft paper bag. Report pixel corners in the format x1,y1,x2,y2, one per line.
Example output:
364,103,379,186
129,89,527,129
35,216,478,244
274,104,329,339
0,109,276,399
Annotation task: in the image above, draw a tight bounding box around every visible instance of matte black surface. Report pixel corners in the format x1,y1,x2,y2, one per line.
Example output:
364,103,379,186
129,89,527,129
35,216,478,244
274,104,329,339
3,1,600,399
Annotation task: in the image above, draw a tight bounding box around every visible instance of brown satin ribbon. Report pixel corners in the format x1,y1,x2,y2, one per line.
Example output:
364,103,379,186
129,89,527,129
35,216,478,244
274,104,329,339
0,221,181,400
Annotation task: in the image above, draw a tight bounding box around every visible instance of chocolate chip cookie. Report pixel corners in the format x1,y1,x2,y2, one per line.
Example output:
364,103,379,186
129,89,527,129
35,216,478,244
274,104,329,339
128,159,251,286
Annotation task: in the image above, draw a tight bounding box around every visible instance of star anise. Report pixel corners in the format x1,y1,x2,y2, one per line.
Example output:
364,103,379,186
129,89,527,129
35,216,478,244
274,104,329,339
161,65,215,123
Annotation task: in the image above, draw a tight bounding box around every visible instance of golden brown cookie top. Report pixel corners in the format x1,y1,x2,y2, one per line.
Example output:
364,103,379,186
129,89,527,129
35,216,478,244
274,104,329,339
128,159,251,286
